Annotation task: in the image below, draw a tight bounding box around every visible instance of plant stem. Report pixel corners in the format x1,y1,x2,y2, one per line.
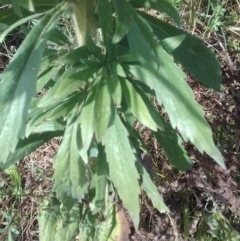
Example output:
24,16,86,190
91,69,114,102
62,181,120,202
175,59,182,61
72,0,96,47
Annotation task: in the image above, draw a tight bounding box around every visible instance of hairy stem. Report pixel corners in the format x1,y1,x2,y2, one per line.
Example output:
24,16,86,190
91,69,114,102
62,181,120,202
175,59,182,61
72,0,96,46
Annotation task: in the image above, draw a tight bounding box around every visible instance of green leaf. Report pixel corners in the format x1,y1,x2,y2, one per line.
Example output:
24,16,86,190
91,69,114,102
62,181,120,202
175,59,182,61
0,12,44,43
94,79,113,142
37,67,97,108
139,12,222,91
37,67,56,92
56,45,90,65
20,0,35,12
31,0,60,8
102,109,140,228
54,205,80,241
79,92,95,163
107,70,122,106
90,145,108,214
86,32,103,61
94,184,115,241
39,48,67,75
53,67,98,98
11,0,22,16
4,165,22,192
121,78,164,131
97,0,113,55
127,11,225,168
27,99,68,135
112,0,131,43
47,27,71,46
54,118,88,210
38,199,60,241
0,9,23,31
79,210,97,241
133,0,180,26
114,63,127,78
136,158,169,213
0,2,69,166
90,175,107,214
31,120,65,133
1,131,63,170
154,125,193,171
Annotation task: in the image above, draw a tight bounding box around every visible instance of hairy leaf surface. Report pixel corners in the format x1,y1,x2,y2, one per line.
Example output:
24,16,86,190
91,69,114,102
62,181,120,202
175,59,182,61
136,159,169,213
37,67,97,108
79,92,95,163
38,200,59,241
0,2,68,166
97,0,113,56
107,70,122,106
94,80,113,142
121,79,164,131
102,109,140,228
113,0,130,43
2,131,63,170
54,119,88,210
139,12,221,90
155,125,192,171
132,0,180,25
127,8,225,168
54,205,80,241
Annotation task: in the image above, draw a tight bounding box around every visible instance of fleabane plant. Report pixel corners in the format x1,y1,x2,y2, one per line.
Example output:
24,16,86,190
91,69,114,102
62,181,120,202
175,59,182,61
0,0,225,240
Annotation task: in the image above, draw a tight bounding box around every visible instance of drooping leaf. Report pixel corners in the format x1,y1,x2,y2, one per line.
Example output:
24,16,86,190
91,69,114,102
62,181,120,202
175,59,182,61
113,63,127,78
138,12,222,90
121,78,164,131
90,175,107,214
11,0,22,16
53,67,98,98
79,92,95,163
78,209,97,241
30,120,65,133
135,158,169,213
102,108,140,228
20,0,35,12
139,0,180,25
90,145,108,214
38,199,60,241
27,93,81,136
154,124,192,171
55,45,90,65
85,31,104,60
0,12,44,42
0,8,24,31
54,205,80,241
37,66,97,108
97,0,113,55
155,125,193,171
47,27,71,46
0,2,69,166
112,0,131,44
38,48,68,75
127,9,225,168
53,118,88,210
94,78,114,142
94,184,115,241
36,67,56,92
1,131,63,170
107,69,122,106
